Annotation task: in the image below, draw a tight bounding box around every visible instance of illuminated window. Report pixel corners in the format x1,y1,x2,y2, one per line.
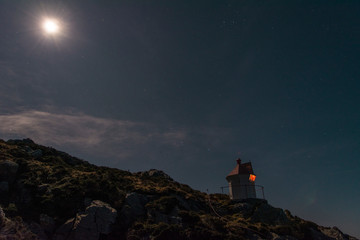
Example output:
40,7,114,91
249,174,256,182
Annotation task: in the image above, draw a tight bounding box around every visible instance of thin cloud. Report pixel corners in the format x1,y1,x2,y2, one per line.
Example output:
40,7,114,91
0,110,187,158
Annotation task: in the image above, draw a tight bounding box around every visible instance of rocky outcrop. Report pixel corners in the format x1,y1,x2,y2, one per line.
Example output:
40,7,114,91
141,169,173,180
53,200,117,240
231,202,253,218
0,206,38,239
316,226,358,240
250,201,290,225
30,149,43,158
21,145,43,158
120,192,149,226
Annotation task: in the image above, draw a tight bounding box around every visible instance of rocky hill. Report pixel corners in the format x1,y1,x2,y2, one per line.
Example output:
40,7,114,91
0,138,357,240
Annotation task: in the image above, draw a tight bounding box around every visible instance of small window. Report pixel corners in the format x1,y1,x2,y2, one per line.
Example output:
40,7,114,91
249,174,256,182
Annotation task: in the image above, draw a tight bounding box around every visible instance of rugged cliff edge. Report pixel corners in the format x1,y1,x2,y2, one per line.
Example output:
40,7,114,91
0,138,357,240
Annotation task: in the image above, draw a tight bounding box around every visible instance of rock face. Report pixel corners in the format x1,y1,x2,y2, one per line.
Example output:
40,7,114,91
250,201,290,225
120,192,149,226
141,169,173,180
231,202,253,218
53,200,117,240
316,226,358,240
0,206,38,239
30,149,43,158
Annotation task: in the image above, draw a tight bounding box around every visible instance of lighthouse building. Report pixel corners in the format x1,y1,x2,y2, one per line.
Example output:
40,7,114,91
226,158,257,200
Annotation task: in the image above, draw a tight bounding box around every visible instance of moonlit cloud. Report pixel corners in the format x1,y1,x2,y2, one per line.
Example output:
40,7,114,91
0,110,188,162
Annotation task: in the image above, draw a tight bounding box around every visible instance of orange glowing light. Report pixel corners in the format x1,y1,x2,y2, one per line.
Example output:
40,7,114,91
249,174,256,182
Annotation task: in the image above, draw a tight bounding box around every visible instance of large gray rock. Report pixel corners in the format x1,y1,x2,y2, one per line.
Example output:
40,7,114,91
31,149,43,158
141,169,173,180
317,226,358,240
22,145,33,153
173,194,191,211
250,202,290,225
120,192,148,225
0,207,38,239
53,200,117,240
231,202,253,218
0,160,19,183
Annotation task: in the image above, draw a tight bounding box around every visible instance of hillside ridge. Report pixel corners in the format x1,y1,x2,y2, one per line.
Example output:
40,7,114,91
0,138,357,240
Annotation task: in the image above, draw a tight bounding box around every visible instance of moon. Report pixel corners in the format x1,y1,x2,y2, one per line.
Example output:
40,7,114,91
42,19,60,34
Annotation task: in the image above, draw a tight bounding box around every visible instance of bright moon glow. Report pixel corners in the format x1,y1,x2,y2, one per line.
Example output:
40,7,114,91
43,19,60,34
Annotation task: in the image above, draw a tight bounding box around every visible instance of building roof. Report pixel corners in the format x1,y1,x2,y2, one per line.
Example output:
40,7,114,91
226,158,254,178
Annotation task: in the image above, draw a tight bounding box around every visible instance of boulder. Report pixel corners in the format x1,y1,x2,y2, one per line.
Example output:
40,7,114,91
120,192,148,225
86,200,117,234
308,228,334,240
250,202,290,225
231,202,253,218
318,226,356,240
31,149,43,158
53,200,117,240
173,194,191,211
0,160,19,183
0,214,38,239
22,145,33,153
141,169,173,180
7,138,34,145
23,138,35,144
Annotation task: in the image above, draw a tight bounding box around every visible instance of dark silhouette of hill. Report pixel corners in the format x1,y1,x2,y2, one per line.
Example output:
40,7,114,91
0,138,357,240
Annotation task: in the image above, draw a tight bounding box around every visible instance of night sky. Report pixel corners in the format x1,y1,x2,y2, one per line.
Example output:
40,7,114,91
1,1,359,237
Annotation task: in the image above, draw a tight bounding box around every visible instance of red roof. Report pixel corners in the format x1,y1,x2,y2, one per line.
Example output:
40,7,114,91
227,158,254,177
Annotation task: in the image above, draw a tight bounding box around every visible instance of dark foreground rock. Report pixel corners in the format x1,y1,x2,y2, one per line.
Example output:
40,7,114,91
53,200,117,240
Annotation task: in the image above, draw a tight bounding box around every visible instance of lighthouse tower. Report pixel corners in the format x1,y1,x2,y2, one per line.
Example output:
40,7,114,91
226,158,256,200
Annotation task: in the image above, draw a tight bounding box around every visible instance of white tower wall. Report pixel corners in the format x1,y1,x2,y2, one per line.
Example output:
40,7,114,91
227,174,256,200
